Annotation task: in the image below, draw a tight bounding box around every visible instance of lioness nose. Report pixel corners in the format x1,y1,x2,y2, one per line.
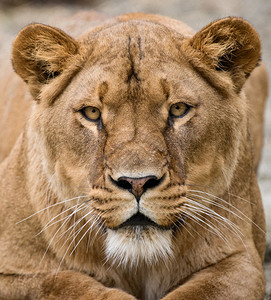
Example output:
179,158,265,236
115,175,163,201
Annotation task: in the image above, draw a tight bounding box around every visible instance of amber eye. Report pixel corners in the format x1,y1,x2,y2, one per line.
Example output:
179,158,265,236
81,106,101,121
170,102,190,118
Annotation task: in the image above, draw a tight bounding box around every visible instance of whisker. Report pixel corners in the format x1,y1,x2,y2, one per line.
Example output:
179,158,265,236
55,211,105,276
35,203,86,236
181,208,232,249
39,206,82,266
186,197,245,236
59,208,103,249
69,213,99,256
188,190,265,234
185,201,245,240
178,214,204,238
183,199,249,255
16,196,89,224
186,184,254,204
174,217,197,239
55,206,91,244
45,174,55,220
67,210,95,243
89,215,106,247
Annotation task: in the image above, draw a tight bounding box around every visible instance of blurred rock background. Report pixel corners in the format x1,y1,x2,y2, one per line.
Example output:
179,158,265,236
0,0,270,298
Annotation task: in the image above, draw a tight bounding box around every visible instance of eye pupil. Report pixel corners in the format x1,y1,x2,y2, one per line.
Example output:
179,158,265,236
81,106,101,121
170,102,190,118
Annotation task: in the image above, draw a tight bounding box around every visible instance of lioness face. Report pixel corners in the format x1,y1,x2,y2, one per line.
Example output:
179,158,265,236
18,21,251,266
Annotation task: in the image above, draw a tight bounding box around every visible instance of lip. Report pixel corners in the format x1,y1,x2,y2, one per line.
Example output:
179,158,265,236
115,212,171,230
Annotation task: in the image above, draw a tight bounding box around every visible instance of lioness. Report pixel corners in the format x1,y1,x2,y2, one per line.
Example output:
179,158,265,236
0,12,268,300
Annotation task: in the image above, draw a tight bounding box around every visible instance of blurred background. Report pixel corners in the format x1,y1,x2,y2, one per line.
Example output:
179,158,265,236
0,0,270,298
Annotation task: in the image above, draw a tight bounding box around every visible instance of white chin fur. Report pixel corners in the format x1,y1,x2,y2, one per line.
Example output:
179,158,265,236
105,226,173,268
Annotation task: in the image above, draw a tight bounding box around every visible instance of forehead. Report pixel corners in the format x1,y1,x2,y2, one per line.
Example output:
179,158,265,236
83,20,186,57
65,20,211,106
80,20,189,76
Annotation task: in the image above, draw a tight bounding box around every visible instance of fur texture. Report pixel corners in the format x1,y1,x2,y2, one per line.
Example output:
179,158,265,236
0,12,268,300
105,227,173,268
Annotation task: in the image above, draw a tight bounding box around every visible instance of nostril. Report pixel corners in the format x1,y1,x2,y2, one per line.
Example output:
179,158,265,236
143,176,164,190
110,176,132,191
116,179,133,191
110,174,165,201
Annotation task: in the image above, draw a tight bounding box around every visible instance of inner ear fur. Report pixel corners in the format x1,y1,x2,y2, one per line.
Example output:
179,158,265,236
188,17,261,91
12,23,78,97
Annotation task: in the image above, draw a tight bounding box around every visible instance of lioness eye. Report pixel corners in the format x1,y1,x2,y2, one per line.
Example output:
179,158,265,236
170,102,190,118
81,106,101,121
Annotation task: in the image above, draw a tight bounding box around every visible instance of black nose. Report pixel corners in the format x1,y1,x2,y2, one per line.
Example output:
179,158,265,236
112,175,164,201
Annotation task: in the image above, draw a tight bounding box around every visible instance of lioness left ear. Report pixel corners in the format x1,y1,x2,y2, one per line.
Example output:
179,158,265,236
188,17,261,92
12,23,79,98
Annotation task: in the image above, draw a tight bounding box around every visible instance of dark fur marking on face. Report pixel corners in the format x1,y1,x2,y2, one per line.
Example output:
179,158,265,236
160,78,170,100
137,37,143,60
127,36,140,83
98,81,109,102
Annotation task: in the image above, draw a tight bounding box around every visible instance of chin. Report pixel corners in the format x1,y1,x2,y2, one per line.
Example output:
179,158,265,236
105,226,173,268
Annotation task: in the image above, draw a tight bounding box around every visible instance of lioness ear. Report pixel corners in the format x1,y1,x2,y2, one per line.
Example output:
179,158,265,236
188,17,261,92
12,23,78,98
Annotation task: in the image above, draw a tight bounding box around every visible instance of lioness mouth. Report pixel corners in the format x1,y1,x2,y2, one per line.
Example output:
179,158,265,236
117,212,168,230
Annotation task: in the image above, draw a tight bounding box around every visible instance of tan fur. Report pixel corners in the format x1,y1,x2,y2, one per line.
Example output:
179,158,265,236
0,12,268,300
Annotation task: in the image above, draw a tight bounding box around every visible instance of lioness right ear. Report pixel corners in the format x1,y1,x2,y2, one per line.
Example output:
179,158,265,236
188,17,261,92
12,24,78,98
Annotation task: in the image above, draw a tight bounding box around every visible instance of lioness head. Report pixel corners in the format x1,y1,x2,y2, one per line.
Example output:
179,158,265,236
12,15,261,267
